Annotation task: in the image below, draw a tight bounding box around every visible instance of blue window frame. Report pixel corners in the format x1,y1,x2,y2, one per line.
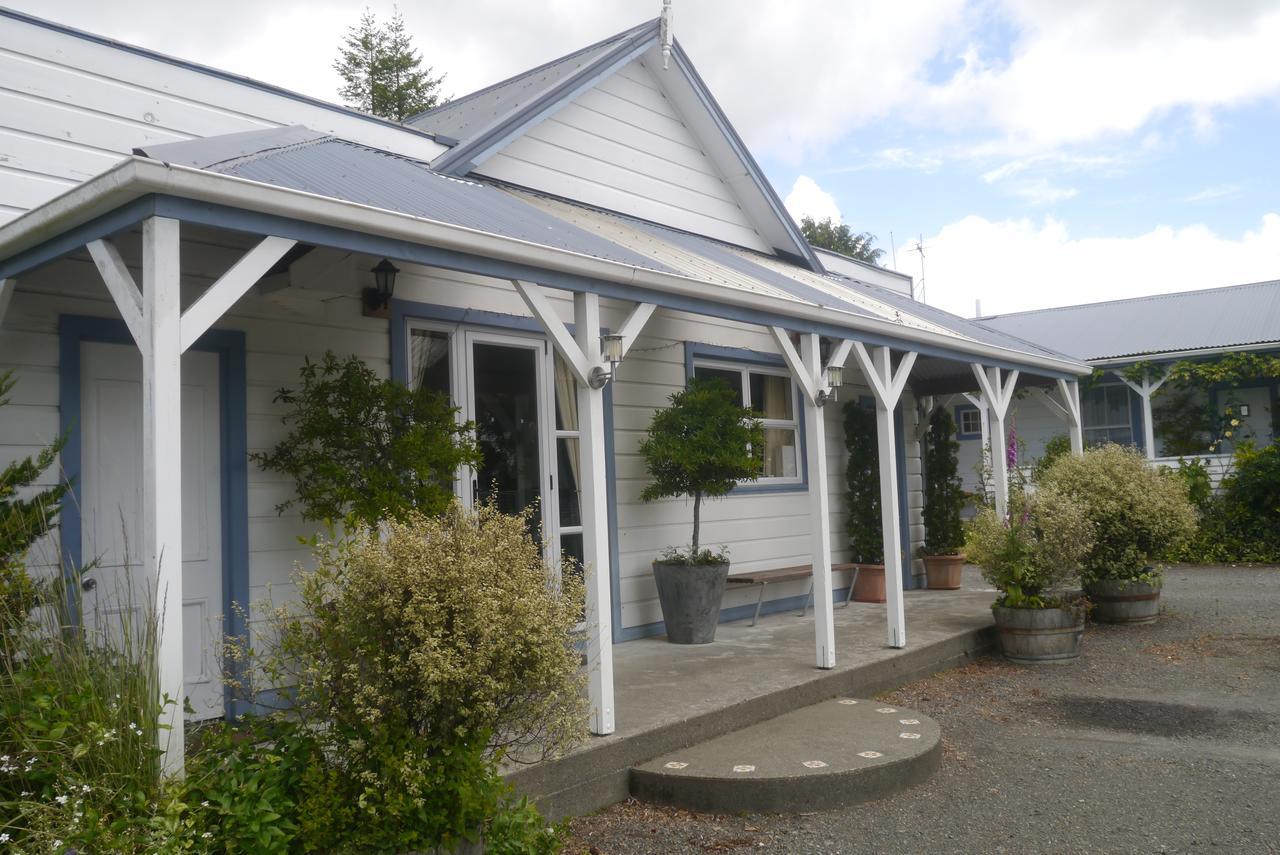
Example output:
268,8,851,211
955,404,983,439
684,342,808,493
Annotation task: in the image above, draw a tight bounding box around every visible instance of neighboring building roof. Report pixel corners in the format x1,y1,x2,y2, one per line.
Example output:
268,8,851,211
978,279,1280,361
405,18,823,272
129,126,1078,367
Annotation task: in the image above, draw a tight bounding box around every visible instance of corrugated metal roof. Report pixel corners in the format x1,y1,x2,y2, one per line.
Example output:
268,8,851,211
979,280,1280,361
132,126,1082,368
137,129,676,274
404,20,656,141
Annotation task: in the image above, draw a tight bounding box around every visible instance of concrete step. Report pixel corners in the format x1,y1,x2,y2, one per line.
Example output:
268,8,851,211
630,698,940,814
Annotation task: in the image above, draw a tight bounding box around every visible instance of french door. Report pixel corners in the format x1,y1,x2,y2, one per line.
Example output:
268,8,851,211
407,322,582,575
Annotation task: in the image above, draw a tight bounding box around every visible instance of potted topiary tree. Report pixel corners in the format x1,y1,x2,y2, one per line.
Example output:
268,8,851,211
922,409,965,589
1038,443,1197,624
843,402,887,602
965,487,1094,663
639,377,764,644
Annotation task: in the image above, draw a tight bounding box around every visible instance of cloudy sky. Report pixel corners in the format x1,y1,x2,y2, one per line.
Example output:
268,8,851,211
17,0,1280,317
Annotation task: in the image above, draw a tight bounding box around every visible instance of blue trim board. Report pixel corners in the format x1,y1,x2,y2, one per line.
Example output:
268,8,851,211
0,196,159,281
57,315,249,720
684,341,809,494
132,195,1070,377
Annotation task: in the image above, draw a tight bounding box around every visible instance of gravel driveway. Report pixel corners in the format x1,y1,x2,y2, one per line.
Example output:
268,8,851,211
567,565,1280,854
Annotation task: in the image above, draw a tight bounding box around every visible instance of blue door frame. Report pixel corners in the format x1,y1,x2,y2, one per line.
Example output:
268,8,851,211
57,315,250,720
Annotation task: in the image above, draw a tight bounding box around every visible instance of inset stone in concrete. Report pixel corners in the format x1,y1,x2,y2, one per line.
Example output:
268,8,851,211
630,698,940,814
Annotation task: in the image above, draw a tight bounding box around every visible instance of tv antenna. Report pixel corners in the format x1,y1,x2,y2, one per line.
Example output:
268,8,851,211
909,233,928,303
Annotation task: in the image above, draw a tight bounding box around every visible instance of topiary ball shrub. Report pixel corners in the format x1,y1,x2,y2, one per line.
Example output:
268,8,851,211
1038,443,1196,585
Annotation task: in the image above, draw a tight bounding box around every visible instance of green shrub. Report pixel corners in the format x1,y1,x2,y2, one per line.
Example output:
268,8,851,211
639,376,764,562
1039,443,1197,585
252,351,480,529
964,487,1093,609
1184,443,1280,563
1031,434,1072,485
843,402,883,563
0,575,186,853
922,408,965,555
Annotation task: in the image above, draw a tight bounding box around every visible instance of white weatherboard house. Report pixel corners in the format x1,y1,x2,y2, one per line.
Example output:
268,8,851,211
0,9,1089,771
960,281,1280,491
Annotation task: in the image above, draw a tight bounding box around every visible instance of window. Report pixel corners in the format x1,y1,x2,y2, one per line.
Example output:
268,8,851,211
1082,384,1134,445
956,406,983,439
692,360,801,483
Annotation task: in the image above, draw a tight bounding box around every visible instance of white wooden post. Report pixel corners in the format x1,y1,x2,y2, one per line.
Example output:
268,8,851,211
513,281,654,735
574,292,614,735
971,365,1019,519
1119,369,1167,460
0,278,15,328
141,217,186,775
769,329,844,668
850,343,917,649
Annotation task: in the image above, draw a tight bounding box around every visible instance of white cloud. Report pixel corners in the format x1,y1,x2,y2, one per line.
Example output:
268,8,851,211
784,176,842,224
922,213,1280,317
1004,178,1078,206
1182,184,1242,203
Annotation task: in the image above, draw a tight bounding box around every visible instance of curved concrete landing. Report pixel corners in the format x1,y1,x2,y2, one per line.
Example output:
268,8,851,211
630,698,940,814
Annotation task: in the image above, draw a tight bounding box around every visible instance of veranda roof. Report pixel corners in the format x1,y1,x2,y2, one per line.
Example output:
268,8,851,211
0,125,1087,379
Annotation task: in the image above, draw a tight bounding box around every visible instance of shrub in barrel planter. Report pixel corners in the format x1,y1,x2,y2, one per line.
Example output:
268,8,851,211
965,488,1094,664
921,408,966,589
639,377,764,644
843,401,888,602
1038,443,1197,624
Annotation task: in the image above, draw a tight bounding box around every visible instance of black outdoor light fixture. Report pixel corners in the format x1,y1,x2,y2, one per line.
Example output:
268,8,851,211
589,333,626,389
363,258,400,313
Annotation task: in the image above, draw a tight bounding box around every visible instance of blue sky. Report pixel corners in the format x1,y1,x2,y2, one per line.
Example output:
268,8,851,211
22,0,1280,317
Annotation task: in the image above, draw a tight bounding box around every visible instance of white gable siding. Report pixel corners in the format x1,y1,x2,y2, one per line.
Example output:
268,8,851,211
475,58,774,254
0,13,446,224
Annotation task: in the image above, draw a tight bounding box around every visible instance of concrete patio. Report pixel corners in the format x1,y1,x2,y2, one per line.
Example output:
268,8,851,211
509,568,998,819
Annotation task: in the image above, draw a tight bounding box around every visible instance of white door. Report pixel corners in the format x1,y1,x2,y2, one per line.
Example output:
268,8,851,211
80,341,225,719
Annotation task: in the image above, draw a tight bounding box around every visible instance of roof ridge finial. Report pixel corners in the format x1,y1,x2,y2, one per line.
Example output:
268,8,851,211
660,0,673,69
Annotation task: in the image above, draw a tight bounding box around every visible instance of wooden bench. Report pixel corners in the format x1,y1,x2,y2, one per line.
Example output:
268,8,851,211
725,563,860,626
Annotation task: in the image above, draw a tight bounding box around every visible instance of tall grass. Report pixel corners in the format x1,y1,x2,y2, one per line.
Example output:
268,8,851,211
0,568,177,850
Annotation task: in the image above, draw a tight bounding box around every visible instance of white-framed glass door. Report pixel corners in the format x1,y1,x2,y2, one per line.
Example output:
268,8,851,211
405,320,586,579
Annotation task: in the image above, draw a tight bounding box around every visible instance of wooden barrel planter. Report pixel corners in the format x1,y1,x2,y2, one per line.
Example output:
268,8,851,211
923,554,964,590
1087,577,1162,624
993,605,1085,665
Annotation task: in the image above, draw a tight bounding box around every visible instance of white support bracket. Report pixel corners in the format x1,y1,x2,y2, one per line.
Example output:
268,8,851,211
1057,378,1084,455
769,326,818,403
970,365,1020,518
514,280,594,385
1119,368,1167,460
180,236,296,352
614,301,657,358
87,238,144,347
0,278,15,329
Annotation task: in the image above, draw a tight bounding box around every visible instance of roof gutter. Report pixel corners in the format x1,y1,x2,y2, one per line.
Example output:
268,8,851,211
1089,340,1280,367
0,158,1089,377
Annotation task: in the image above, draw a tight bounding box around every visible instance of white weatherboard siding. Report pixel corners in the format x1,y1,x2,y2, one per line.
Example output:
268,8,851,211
0,13,445,224
957,393,1070,493
3,245,927,647
476,57,773,254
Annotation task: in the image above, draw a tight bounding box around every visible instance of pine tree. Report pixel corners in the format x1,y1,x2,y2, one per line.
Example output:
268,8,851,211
1,370,69,627
334,7,446,121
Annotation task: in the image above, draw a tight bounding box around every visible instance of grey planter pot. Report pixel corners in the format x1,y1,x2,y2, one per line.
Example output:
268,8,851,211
652,559,730,644
1087,576,1162,625
993,605,1085,665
